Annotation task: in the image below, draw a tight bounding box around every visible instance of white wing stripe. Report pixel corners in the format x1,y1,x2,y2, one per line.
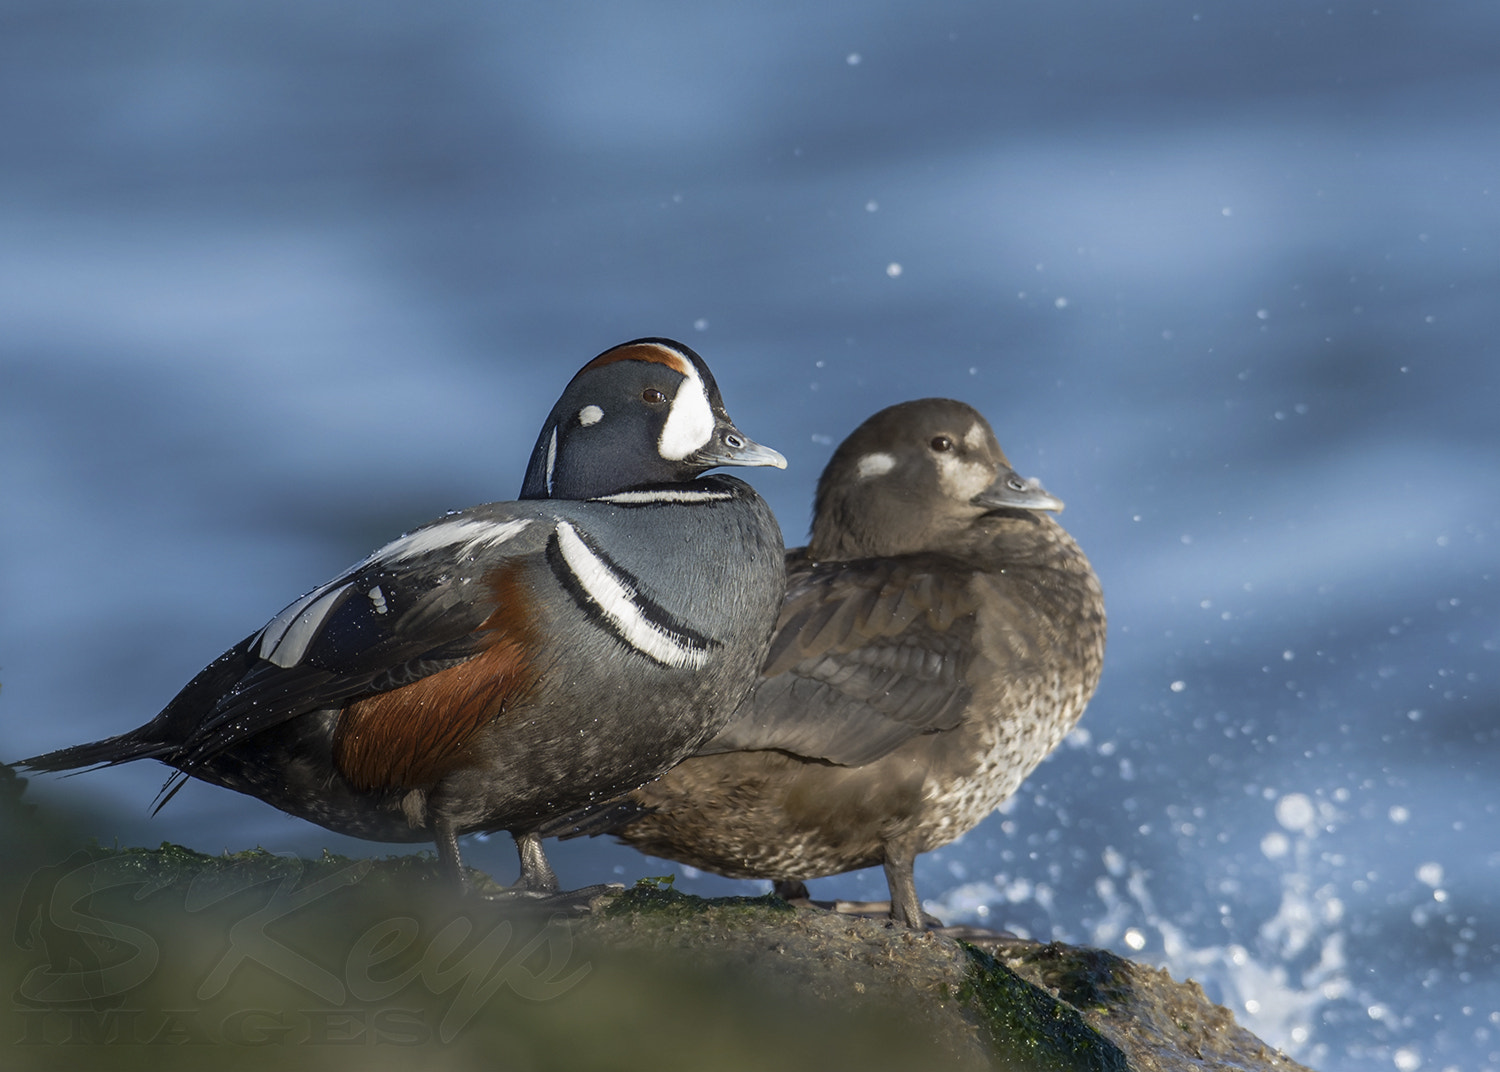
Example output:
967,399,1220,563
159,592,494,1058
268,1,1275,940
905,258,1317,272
378,517,532,563
258,586,328,661
261,582,353,668
255,516,532,667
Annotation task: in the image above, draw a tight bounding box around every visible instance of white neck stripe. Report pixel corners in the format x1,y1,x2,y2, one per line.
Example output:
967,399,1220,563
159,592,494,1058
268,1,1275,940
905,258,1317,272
592,489,733,505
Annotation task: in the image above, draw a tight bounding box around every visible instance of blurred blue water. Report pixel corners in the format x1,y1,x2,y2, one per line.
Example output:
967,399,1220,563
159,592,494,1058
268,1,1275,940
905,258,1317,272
3,3,1497,1067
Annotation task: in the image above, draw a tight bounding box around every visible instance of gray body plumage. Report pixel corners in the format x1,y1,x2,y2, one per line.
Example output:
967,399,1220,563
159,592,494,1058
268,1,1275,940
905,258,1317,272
20,338,788,890
173,479,785,844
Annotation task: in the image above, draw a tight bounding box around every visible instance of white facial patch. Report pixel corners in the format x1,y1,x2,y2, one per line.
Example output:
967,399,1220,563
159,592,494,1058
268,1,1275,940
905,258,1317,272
258,582,354,668
656,361,715,461
855,452,897,480
935,452,993,502
964,422,987,450
553,520,711,670
578,405,603,426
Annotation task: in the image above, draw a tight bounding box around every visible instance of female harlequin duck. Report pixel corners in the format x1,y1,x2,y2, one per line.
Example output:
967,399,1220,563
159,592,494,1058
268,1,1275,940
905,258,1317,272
551,398,1105,927
20,338,787,896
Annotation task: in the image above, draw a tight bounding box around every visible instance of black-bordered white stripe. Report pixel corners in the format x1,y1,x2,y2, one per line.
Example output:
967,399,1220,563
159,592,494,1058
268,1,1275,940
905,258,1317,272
547,520,716,670
590,488,734,506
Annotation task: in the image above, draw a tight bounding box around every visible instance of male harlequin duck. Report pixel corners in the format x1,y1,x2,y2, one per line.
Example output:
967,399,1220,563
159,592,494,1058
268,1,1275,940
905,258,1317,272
550,398,1104,926
20,338,787,896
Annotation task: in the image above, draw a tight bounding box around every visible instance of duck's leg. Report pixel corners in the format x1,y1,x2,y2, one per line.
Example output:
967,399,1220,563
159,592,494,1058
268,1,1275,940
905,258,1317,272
430,819,615,909
883,844,927,929
433,817,469,889
503,829,621,912
779,868,939,927
513,830,560,893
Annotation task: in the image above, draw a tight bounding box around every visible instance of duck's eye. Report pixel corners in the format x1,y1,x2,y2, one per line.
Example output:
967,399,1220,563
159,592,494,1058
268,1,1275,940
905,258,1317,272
642,388,668,405
930,435,954,453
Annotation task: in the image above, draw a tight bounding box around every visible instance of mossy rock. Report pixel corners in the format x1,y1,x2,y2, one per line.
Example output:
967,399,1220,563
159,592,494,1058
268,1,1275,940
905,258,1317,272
1,796,1314,1071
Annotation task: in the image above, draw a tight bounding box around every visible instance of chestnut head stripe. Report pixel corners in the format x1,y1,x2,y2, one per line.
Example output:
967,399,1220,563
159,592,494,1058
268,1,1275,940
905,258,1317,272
579,340,691,376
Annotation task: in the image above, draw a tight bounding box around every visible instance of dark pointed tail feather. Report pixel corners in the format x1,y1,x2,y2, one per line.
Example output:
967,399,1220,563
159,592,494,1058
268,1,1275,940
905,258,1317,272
20,734,207,819
18,731,173,775
151,771,193,815
534,796,656,841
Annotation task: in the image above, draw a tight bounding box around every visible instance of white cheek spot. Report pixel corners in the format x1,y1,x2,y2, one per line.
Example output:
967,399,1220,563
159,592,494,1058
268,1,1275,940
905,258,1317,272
935,453,993,501
964,422,987,450
368,585,388,615
657,363,715,461
578,405,603,426
856,452,897,480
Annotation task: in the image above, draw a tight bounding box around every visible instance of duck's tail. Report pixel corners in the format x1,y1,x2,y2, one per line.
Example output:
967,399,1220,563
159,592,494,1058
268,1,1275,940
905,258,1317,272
17,731,173,775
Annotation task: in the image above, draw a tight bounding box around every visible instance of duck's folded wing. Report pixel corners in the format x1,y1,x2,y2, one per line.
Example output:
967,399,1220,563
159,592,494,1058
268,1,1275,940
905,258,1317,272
696,553,979,767
168,514,551,770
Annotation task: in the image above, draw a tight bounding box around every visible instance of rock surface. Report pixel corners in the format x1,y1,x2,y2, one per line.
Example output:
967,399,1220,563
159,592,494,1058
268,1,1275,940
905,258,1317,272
580,884,1314,1072
0,783,1312,1070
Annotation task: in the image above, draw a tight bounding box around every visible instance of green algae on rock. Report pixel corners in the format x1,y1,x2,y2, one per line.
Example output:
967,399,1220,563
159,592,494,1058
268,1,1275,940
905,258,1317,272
958,944,1128,1072
989,941,1316,1072
0,821,1316,1072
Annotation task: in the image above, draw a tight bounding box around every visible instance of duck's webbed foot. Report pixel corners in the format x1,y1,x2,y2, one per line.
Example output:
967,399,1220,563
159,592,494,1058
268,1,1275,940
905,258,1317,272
775,875,944,927
470,830,620,914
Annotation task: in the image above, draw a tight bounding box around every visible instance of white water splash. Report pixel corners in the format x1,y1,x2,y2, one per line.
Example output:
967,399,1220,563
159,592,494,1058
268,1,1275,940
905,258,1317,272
928,793,1361,1067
